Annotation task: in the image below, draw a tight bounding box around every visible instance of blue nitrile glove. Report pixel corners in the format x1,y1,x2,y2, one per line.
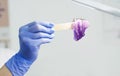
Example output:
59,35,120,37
5,21,54,76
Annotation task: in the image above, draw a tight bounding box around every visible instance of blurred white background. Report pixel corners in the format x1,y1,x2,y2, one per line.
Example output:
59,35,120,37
0,0,120,76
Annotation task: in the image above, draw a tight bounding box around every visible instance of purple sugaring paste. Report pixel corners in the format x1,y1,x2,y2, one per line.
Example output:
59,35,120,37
72,19,89,41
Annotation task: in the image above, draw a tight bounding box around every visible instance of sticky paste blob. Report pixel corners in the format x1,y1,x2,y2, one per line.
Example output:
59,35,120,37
72,19,89,41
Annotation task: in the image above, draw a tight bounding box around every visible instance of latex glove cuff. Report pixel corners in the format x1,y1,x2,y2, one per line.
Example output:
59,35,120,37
5,53,33,76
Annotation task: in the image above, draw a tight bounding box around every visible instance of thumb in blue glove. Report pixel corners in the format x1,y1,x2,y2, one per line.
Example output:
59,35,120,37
5,21,55,76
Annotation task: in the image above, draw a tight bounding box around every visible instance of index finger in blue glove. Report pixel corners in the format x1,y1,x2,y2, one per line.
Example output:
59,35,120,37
27,21,54,28
27,21,54,34
39,21,54,28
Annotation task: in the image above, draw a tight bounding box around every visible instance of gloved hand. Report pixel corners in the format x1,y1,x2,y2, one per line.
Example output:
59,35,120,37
5,21,54,76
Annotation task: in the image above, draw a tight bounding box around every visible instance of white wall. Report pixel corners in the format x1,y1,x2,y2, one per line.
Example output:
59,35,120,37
8,0,120,76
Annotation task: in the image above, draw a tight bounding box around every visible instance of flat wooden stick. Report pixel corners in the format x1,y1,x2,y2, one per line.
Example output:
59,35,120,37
54,22,73,31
